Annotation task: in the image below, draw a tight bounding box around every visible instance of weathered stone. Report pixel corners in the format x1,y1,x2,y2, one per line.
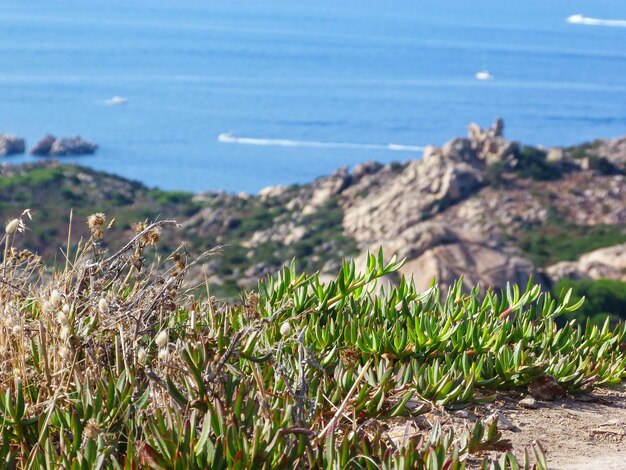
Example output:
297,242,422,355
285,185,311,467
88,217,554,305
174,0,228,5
487,412,519,431
302,167,351,215
547,147,566,162
352,161,383,180
399,242,542,292
519,397,539,409
50,136,97,156
259,185,287,200
30,134,56,155
31,135,97,156
546,243,626,283
528,376,565,401
0,135,26,156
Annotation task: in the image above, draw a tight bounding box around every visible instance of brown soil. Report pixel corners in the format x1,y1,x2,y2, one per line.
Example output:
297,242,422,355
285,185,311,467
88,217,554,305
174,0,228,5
496,385,626,469
385,384,626,469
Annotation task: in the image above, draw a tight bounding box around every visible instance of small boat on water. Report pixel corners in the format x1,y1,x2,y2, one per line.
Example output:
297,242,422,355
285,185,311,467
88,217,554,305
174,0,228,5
105,96,128,105
218,132,236,143
475,71,494,81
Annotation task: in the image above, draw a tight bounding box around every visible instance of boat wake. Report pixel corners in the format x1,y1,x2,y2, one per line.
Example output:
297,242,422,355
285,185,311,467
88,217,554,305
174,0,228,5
217,133,423,153
567,14,626,28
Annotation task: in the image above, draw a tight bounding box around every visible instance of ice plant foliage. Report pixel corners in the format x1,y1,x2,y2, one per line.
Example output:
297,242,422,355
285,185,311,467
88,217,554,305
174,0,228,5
0,213,623,468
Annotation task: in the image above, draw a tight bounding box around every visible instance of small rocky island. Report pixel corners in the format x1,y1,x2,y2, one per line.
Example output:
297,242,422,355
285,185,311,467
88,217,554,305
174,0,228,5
30,134,98,156
0,134,26,156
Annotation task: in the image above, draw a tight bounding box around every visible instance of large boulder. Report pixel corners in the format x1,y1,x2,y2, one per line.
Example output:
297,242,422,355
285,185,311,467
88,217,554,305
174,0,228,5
0,135,26,156
342,118,522,250
30,134,56,155
546,243,626,283
400,242,544,292
301,167,351,215
50,136,97,156
31,135,97,156
343,151,484,246
339,118,559,293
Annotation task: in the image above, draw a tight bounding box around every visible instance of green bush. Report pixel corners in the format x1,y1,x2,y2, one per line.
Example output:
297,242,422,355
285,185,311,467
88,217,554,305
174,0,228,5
552,278,626,325
587,156,624,176
518,222,626,267
514,146,562,181
3,212,625,468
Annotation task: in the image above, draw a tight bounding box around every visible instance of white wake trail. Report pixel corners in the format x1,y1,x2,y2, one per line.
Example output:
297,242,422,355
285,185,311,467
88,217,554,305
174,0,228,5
217,133,423,153
567,14,626,28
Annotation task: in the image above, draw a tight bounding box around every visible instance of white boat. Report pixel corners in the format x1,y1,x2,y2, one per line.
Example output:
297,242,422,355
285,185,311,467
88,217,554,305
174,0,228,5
567,14,585,24
218,132,236,143
105,96,128,105
475,71,494,81
566,14,626,27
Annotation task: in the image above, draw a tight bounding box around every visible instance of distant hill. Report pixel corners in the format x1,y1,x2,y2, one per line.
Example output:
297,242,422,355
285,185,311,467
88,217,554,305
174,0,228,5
1,118,625,300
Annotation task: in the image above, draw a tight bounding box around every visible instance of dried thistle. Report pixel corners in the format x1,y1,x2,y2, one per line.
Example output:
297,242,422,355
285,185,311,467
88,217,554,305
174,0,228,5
87,212,106,231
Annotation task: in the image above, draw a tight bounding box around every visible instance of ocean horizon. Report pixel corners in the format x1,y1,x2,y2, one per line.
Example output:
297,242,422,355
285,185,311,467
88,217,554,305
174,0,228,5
1,0,626,193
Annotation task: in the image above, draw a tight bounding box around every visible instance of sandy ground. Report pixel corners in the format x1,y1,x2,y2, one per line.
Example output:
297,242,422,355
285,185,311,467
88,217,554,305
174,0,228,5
383,384,626,469
495,385,626,469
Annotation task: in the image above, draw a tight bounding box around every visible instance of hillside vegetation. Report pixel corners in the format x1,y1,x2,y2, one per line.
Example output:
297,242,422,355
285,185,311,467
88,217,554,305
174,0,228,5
0,120,624,308
0,213,625,468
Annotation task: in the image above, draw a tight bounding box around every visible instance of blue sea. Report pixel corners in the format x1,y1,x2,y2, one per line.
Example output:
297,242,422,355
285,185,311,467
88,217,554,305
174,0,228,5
1,0,626,193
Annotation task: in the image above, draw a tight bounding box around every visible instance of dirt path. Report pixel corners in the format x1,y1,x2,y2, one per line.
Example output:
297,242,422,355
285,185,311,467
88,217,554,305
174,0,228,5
490,385,626,469
384,384,626,469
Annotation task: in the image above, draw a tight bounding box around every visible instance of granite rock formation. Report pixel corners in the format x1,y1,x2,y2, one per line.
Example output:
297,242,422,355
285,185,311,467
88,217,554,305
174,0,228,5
0,135,26,156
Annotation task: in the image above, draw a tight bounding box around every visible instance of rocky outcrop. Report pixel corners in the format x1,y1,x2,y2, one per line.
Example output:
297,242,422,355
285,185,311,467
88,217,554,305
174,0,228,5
0,135,26,156
31,135,97,156
30,135,56,155
334,120,626,288
338,119,542,290
300,167,351,216
179,119,626,295
546,243,626,283
596,137,626,167
342,119,521,247
400,242,542,292
352,222,544,292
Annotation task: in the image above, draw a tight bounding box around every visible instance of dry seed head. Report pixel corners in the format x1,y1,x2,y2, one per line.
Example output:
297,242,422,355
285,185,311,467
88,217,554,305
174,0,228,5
137,347,147,364
18,249,34,260
59,346,71,360
83,419,100,440
11,324,23,336
280,321,292,336
87,212,106,230
98,298,109,314
42,301,54,314
5,218,20,235
56,311,68,326
143,227,161,246
62,303,71,314
157,347,169,361
60,325,71,341
50,289,62,306
155,330,168,348
134,221,147,233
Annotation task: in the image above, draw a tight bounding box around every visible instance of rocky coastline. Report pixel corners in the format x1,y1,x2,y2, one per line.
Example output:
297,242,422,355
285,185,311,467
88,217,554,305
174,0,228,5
30,134,98,156
0,133,97,156
0,119,623,300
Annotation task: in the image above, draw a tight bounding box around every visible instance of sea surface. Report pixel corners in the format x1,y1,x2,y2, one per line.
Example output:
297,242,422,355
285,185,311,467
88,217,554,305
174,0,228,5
1,0,626,193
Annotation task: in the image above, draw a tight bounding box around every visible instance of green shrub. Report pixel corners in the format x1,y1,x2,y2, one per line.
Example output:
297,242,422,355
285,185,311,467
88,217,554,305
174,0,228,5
518,222,626,267
514,146,562,181
587,156,624,176
552,278,626,325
